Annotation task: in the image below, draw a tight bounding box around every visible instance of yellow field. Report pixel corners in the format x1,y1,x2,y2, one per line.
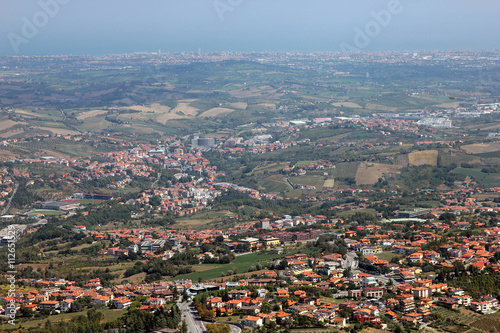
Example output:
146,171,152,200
171,102,199,116
323,179,335,187
436,101,461,108
356,162,403,185
115,272,145,284
13,109,43,118
230,102,248,109
38,127,80,135
257,103,276,110
229,85,279,98
118,103,169,113
408,150,438,166
115,102,200,124
365,103,398,112
462,142,500,154
41,149,73,158
0,148,19,161
0,128,25,138
200,107,234,118
332,102,362,108
0,119,26,131
76,109,107,120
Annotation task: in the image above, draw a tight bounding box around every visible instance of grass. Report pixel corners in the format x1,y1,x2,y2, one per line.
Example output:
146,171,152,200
288,175,325,191
170,252,282,282
174,210,233,228
375,252,401,262
29,210,65,216
337,208,377,217
320,296,348,304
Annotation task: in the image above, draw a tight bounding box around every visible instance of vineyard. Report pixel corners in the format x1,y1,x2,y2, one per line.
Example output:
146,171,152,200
471,311,500,332
5,138,115,159
432,308,482,332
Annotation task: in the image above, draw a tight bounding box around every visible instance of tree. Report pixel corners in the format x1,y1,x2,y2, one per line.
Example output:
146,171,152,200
261,302,272,314
149,195,162,207
180,320,188,333
206,323,230,333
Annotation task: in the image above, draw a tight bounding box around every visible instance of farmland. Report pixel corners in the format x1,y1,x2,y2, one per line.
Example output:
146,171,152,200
355,162,403,185
408,150,439,166
454,168,500,187
463,142,500,154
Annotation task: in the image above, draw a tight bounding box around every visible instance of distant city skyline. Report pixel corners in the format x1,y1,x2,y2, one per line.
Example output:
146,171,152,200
1,0,499,56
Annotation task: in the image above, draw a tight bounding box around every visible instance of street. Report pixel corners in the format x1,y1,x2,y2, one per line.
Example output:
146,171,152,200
179,301,205,333
178,300,241,333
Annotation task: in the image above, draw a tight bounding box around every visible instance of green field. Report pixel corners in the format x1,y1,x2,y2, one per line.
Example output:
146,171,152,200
251,162,289,175
475,151,500,158
261,178,290,194
375,252,401,262
170,252,282,282
454,168,500,187
332,162,359,179
29,210,65,216
288,175,324,191
337,208,378,217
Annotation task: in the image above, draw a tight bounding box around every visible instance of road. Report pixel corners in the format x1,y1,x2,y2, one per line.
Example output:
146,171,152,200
2,182,18,215
228,324,241,333
179,300,241,333
179,301,205,333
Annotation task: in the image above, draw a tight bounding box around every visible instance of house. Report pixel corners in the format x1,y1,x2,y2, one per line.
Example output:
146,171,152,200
400,298,415,313
414,287,430,299
471,296,499,314
245,315,263,327
24,304,38,312
438,297,459,310
401,312,423,325
39,300,60,310
276,289,290,299
113,297,132,309
228,290,249,299
226,299,243,310
363,287,384,299
333,317,348,328
361,276,378,288
60,299,75,312
207,297,224,309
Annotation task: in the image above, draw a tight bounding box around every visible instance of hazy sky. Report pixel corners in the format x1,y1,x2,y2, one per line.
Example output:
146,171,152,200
1,0,499,56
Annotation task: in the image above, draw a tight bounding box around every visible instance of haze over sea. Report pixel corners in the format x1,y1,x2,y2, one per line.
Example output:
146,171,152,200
1,0,499,56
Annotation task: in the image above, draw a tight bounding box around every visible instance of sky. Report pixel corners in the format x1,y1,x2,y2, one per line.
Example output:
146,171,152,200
1,0,499,56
